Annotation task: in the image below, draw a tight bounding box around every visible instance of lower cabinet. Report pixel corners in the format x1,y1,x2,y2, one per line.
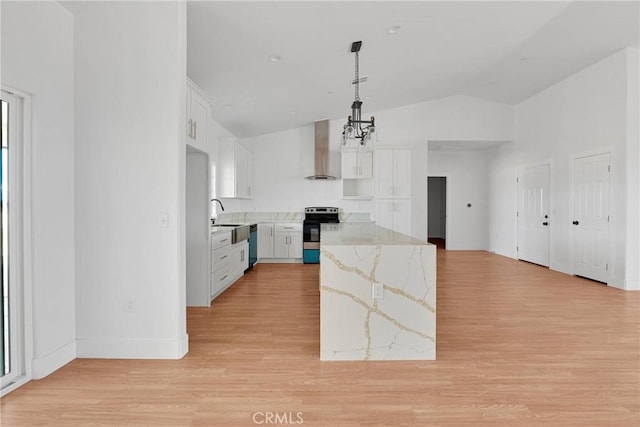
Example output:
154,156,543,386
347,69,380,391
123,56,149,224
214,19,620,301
257,223,275,258
258,222,302,260
274,223,302,258
211,231,248,301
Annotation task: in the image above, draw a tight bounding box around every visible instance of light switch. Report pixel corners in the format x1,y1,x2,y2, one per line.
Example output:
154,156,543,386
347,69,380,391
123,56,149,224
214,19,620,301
159,212,169,228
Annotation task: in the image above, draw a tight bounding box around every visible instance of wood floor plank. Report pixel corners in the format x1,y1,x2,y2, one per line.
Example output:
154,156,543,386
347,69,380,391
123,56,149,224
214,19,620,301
1,251,639,426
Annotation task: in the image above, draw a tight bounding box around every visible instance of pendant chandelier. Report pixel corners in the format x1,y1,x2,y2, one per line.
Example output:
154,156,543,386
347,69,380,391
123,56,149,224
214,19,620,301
341,41,376,152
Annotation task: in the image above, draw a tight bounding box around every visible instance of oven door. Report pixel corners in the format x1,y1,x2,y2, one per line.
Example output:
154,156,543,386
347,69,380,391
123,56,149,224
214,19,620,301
303,220,321,250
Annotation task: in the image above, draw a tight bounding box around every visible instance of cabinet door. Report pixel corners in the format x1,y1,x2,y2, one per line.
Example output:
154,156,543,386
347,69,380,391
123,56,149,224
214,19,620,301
341,152,359,179
359,152,373,178
218,138,236,198
257,223,274,258
288,232,303,258
393,199,412,236
274,232,289,258
393,150,411,198
190,92,209,146
374,199,394,230
234,144,246,198
342,152,373,179
246,151,254,198
374,150,394,197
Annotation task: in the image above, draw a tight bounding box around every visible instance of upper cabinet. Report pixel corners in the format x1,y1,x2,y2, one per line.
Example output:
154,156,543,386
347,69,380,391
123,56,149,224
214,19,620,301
341,151,373,199
218,138,254,199
186,79,212,149
374,149,411,198
342,151,373,179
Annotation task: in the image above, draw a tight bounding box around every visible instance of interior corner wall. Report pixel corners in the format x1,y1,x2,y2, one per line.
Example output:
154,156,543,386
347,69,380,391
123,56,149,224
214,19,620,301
490,49,632,286
73,1,188,358
1,1,76,378
487,142,517,259
427,150,489,250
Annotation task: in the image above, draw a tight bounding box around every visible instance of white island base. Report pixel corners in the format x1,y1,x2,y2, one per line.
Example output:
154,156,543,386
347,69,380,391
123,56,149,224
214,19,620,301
320,223,436,361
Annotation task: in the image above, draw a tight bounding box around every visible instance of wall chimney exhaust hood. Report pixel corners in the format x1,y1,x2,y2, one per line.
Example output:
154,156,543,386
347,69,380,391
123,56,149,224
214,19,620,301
305,119,336,180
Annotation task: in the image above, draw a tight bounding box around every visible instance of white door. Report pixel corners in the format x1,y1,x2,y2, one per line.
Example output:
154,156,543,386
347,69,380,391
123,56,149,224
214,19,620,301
517,164,550,267
573,153,610,283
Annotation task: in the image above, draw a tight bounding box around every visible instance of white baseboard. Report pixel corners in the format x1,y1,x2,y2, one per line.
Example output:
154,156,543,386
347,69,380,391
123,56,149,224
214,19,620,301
624,279,640,291
257,258,303,264
32,340,76,379
76,335,189,359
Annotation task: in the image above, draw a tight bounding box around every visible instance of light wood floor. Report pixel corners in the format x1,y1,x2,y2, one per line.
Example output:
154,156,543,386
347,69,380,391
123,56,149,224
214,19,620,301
2,250,639,426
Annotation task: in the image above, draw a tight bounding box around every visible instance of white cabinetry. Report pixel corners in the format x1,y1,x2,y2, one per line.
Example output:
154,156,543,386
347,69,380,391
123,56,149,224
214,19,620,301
218,138,254,199
273,223,302,259
374,149,411,198
211,231,248,300
258,223,275,258
232,240,249,277
342,151,373,179
342,151,373,199
186,79,211,149
211,231,233,298
375,199,412,236
258,222,302,260
374,149,411,235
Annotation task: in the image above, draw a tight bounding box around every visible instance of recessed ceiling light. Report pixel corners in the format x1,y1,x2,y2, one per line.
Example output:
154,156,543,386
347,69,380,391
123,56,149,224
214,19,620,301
268,55,281,63
290,111,297,116
223,104,233,110
387,25,401,35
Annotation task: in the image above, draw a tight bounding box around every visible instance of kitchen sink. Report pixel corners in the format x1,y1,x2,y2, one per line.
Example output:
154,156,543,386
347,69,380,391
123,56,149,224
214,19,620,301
211,224,249,243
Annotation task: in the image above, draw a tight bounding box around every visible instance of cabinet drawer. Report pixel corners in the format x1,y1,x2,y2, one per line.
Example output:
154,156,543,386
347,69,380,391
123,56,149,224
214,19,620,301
212,244,233,271
212,231,232,250
212,263,232,293
275,223,302,233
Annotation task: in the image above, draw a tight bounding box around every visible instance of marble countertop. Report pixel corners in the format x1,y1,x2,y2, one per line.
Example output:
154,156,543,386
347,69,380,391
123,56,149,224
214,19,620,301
321,222,429,246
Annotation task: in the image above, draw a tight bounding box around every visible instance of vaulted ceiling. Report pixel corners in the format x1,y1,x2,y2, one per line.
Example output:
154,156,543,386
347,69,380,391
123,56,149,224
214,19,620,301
187,1,639,138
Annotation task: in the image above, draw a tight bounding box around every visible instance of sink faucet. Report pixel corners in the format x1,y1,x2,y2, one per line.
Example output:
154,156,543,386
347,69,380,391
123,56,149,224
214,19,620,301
211,198,225,212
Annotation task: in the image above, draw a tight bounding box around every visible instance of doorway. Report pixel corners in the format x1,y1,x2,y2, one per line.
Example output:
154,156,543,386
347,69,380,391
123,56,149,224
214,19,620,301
572,153,610,283
517,164,550,267
428,177,447,249
186,146,211,306
1,88,29,395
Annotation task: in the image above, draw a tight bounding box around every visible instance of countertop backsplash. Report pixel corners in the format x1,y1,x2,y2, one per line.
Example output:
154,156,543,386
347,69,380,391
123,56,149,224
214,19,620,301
216,211,371,224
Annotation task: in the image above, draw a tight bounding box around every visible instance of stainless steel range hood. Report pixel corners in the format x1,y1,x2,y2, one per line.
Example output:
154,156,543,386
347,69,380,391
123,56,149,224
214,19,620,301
305,119,336,180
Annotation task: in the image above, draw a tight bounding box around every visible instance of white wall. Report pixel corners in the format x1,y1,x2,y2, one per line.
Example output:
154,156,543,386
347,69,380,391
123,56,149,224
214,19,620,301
226,95,513,241
73,1,189,357
625,48,639,290
1,1,76,378
489,48,638,289
487,142,517,259
428,150,489,250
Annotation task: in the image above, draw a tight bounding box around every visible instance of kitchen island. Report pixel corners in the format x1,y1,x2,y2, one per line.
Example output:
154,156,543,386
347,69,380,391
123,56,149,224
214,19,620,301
320,223,436,361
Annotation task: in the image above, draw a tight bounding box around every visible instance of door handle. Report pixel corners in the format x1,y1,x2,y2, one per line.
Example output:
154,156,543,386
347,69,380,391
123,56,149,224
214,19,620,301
542,222,549,226
572,221,579,225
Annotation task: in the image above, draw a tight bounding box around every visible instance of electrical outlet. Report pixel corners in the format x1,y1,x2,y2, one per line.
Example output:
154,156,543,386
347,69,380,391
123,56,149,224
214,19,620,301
372,282,384,299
